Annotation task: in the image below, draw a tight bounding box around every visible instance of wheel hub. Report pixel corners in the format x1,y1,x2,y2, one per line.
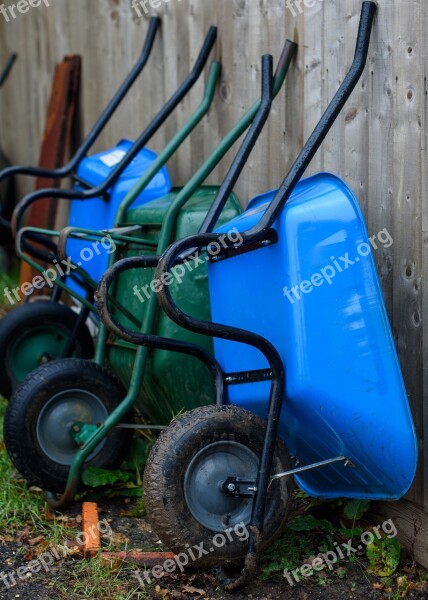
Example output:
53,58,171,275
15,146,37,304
36,389,108,466
184,440,258,532
8,325,69,385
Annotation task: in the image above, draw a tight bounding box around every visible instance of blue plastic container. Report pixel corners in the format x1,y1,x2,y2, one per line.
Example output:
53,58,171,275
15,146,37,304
209,173,417,500
66,139,171,294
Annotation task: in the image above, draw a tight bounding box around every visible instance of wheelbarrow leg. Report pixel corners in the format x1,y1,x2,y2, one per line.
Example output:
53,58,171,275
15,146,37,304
216,368,285,590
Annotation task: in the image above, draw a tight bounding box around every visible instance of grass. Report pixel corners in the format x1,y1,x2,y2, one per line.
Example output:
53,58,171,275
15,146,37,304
0,261,19,314
1,398,428,599
0,398,48,533
54,553,150,600
0,396,151,599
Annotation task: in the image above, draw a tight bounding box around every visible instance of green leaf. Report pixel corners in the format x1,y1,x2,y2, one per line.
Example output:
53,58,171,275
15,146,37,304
288,515,335,532
82,468,132,488
344,500,371,521
116,487,143,498
126,438,154,471
258,561,283,580
366,537,401,577
338,527,364,538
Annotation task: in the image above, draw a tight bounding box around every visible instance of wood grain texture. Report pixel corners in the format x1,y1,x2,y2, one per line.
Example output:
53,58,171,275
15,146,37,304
0,0,427,510
371,500,428,569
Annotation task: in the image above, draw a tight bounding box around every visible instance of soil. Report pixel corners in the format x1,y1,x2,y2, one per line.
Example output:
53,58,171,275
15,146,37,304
1,497,427,600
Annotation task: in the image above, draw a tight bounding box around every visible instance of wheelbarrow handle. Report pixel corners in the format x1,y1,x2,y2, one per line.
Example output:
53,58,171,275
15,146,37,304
96,41,296,340
0,17,160,189
0,53,17,88
155,0,378,344
39,59,222,269
250,0,377,234
96,51,277,344
273,39,297,95
11,25,218,236
0,17,161,234
198,54,274,235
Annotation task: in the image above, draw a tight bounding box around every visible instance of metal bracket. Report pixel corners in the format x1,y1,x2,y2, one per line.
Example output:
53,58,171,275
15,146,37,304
222,477,258,498
224,369,273,385
269,456,354,487
70,422,100,448
209,229,278,262
222,456,353,497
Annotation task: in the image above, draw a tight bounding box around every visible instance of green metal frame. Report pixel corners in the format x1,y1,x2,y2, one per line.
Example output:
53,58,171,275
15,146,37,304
43,47,296,507
16,59,221,311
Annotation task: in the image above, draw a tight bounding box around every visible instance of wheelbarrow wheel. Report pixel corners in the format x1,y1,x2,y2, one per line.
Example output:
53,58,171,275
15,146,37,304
0,301,94,399
144,405,294,569
4,358,134,492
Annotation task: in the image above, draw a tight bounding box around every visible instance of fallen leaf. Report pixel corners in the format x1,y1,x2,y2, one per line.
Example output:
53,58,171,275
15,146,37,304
16,527,31,542
40,507,56,522
22,549,34,562
182,585,206,596
99,556,123,573
0,535,15,543
110,532,130,546
34,541,50,556
55,515,70,523
28,536,45,546
155,585,173,598
372,583,385,590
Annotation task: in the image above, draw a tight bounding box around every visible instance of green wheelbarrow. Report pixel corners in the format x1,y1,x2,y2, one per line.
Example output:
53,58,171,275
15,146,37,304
4,40,297,507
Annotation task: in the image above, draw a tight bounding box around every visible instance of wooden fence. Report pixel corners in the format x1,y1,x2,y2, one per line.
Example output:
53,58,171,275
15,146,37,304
0,0,427,515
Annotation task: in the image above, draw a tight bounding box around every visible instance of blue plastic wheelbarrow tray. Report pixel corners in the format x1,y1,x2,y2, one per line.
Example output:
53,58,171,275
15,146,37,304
209,172,417,500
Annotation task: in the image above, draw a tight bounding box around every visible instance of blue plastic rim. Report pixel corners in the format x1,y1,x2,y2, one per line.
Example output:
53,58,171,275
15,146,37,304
209,172,418,500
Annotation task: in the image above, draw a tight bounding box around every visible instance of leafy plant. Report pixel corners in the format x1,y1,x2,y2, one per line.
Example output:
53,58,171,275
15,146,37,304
366,537,401,577
80,435,155,495
82,468,133,488
344,500,370,521
288,514,335,532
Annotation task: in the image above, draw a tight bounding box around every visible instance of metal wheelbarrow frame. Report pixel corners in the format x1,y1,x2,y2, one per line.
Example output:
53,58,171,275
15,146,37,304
0,23,218,397
97,0,416,589
3,39,297,508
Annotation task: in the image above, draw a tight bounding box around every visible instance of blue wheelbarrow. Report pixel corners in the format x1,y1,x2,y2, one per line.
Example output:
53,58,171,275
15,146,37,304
98,0,416,589
0,19,217,398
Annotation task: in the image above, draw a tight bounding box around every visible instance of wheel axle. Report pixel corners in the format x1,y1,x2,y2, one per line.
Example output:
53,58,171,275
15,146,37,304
221,477,257,498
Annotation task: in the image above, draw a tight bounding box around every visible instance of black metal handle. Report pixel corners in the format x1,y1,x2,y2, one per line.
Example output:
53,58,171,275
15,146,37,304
96,41,289,343
0,17,160,188
97,50,275,343
0,17,161,233
198,55,273,234
0,53,17,88
11,25,218,235
252,0,377,234
155,0,377,358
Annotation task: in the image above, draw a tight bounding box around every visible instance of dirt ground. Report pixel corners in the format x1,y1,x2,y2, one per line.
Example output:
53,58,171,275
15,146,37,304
1,496,427,600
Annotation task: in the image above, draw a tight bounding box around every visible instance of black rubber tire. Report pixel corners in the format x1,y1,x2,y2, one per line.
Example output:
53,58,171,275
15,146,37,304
144,405,294,569
4,358,134,493
0,301,94,399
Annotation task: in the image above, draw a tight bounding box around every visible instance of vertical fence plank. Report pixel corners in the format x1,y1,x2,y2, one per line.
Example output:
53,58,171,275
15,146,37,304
421,0,428,512
392,0,424,505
